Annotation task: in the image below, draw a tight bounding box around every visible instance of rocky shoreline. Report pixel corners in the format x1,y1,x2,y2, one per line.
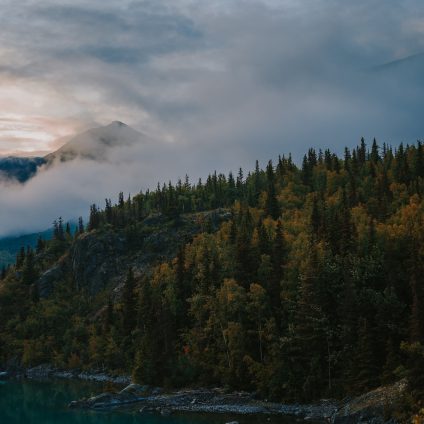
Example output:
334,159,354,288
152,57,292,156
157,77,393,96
0,364,406,423
68,380,407,423
1,364,131,385
69,384,338,421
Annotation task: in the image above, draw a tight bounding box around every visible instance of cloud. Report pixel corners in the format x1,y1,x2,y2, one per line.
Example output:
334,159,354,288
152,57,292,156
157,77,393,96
0,135,224,237
1,0,424,234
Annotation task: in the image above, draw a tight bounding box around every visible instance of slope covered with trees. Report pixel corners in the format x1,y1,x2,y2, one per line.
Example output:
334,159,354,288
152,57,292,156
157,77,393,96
0,138,423,415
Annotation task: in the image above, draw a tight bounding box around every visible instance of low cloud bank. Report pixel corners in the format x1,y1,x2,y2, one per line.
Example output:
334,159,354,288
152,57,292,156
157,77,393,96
1,0,424,235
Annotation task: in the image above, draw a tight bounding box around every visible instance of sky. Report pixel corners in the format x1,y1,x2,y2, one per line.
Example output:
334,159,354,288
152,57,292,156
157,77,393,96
0,0,424,235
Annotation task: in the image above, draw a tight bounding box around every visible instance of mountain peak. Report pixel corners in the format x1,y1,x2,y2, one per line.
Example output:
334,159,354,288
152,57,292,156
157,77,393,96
109,120,128,127
45,121,144,163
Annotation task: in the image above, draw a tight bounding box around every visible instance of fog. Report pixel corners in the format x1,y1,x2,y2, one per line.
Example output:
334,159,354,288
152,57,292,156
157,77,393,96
1,0,424,235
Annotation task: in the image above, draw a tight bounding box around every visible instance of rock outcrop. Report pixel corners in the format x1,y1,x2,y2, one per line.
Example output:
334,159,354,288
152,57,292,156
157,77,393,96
36,210,230,297
333,380,407,423
37,263,66,297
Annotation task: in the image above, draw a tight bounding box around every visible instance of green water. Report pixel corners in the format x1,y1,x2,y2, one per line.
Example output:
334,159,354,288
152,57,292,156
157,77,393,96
0,380,299,424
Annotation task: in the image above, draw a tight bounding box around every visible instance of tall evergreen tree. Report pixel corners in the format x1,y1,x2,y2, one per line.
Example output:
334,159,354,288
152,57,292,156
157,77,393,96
122,268,136,335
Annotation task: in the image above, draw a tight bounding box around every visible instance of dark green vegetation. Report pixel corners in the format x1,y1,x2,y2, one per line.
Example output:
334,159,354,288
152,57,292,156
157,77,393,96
0,156,45,183
1,139,424,417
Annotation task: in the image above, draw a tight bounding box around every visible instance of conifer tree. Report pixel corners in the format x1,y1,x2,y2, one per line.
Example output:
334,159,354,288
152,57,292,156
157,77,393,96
36,236,45,253
265,160,280,219
22,248,37,285
88,204,100,230
122,268,136,335
78,216,84,234
16,246,26,268
370,138,380,164
352,318,379,392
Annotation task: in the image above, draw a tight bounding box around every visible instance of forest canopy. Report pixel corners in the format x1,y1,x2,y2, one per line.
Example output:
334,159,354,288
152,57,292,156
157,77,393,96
1,138,424,415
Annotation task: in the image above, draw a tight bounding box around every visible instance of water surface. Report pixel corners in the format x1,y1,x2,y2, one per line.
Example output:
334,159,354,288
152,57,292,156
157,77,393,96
0,379,300,424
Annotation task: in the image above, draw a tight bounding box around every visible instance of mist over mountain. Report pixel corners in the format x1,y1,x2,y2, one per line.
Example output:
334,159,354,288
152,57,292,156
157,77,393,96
0,121,148,184
0,120,189,238
45,121,146,163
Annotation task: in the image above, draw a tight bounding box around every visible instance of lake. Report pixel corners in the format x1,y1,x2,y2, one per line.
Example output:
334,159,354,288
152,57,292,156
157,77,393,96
0,379,301,424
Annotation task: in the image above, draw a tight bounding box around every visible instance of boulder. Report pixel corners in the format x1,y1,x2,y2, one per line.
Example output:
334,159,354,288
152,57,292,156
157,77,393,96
69,391,139,409
119,383,151,397
26,364,54,379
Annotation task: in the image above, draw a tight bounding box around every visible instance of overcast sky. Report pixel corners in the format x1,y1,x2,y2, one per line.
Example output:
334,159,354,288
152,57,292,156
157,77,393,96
0,0,424,235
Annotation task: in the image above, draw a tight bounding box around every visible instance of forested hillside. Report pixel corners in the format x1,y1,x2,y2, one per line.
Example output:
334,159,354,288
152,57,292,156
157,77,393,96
1,138,423,415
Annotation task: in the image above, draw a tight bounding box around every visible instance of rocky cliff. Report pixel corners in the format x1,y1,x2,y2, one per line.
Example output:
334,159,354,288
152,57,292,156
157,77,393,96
37,209,230,297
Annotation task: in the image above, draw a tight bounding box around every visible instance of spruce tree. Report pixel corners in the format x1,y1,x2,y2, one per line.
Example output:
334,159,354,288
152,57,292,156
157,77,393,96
122,268,136,335
265,160,280,219
22,248,37,285
78,216,84,234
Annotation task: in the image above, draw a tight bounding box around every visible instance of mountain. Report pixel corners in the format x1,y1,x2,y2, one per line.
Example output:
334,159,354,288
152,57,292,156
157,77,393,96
0,228,53,268
44,121,144,163
0,121,143,183
0,157,46,183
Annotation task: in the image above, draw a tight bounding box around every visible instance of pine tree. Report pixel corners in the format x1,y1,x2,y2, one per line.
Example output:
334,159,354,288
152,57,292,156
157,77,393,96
105,199,113,224
175,245,189,323
57,217,65,241
16,246,26,268
410,272,424,344
291,245,328,400
358,137,367,165
118,192,125,208
352,318,379,392
414,141,424,180
265,161,280,219
122,268,136,335
272,220,286,286
78,216,85,234
310,197,321,238
88,204,100,230
301,154,312,185
370,138,380,164
339,189,355,255
22,248,37,285
36,236,45,253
